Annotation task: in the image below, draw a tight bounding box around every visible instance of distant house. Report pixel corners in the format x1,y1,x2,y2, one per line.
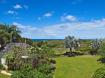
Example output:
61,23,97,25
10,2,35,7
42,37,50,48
0,43,30,68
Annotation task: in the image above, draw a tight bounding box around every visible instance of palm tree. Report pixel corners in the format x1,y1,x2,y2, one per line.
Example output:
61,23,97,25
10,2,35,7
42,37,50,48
8,25,21,42
0,24,21,48
0,30,10,49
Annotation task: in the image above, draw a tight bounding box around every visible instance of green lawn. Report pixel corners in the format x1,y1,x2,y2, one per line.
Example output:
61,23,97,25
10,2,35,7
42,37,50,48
0,74,10,78
54,55,104,78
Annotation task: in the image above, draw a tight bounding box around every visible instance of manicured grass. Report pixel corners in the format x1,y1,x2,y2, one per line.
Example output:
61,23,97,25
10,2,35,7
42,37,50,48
54,55,104,78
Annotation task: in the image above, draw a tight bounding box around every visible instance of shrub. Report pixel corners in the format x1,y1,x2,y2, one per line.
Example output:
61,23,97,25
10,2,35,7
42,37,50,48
92,66,105,78
98,42,105,56
4,45,55,78
0,64,3,70
97,57,105,63
97,41,105,63
90,39,101,55
11,64,53,78
49,59,56,64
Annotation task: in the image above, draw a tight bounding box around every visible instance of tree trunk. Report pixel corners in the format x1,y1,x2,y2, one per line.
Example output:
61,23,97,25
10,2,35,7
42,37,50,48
69,48,72,52
10,32,13,43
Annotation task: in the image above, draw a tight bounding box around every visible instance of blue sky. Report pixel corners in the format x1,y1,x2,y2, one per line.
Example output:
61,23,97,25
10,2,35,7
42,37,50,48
0,0,105,39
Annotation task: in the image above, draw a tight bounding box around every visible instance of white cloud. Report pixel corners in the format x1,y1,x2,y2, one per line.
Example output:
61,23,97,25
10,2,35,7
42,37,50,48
38,12,53,20
44,12,52,17
13,18,105,39
7,10,15,14
13,4,28,9
14,4,22,9
61,15,77,21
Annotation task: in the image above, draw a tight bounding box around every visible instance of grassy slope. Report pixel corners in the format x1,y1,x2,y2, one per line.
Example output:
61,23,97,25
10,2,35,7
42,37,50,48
54,55,103,78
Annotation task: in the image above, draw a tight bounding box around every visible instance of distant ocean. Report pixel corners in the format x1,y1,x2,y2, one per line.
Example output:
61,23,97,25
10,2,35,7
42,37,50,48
32,39,95,42
32,39,64,42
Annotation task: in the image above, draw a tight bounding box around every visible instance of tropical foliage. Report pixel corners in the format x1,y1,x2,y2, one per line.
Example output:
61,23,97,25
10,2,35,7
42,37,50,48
0,24,33,50
0,24,21,49
0,24,55,78
4,45,55,78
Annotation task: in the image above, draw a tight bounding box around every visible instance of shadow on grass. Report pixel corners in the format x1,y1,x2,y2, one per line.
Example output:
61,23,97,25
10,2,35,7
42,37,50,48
62,51,84,57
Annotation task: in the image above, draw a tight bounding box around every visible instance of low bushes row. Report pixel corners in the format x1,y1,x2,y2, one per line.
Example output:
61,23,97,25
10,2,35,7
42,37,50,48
63,51,84,57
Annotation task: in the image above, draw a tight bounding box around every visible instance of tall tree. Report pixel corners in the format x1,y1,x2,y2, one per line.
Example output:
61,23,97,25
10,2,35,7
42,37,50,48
0,24,10,47
0,24,21,48
64,36,80,52
8,25,21,42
